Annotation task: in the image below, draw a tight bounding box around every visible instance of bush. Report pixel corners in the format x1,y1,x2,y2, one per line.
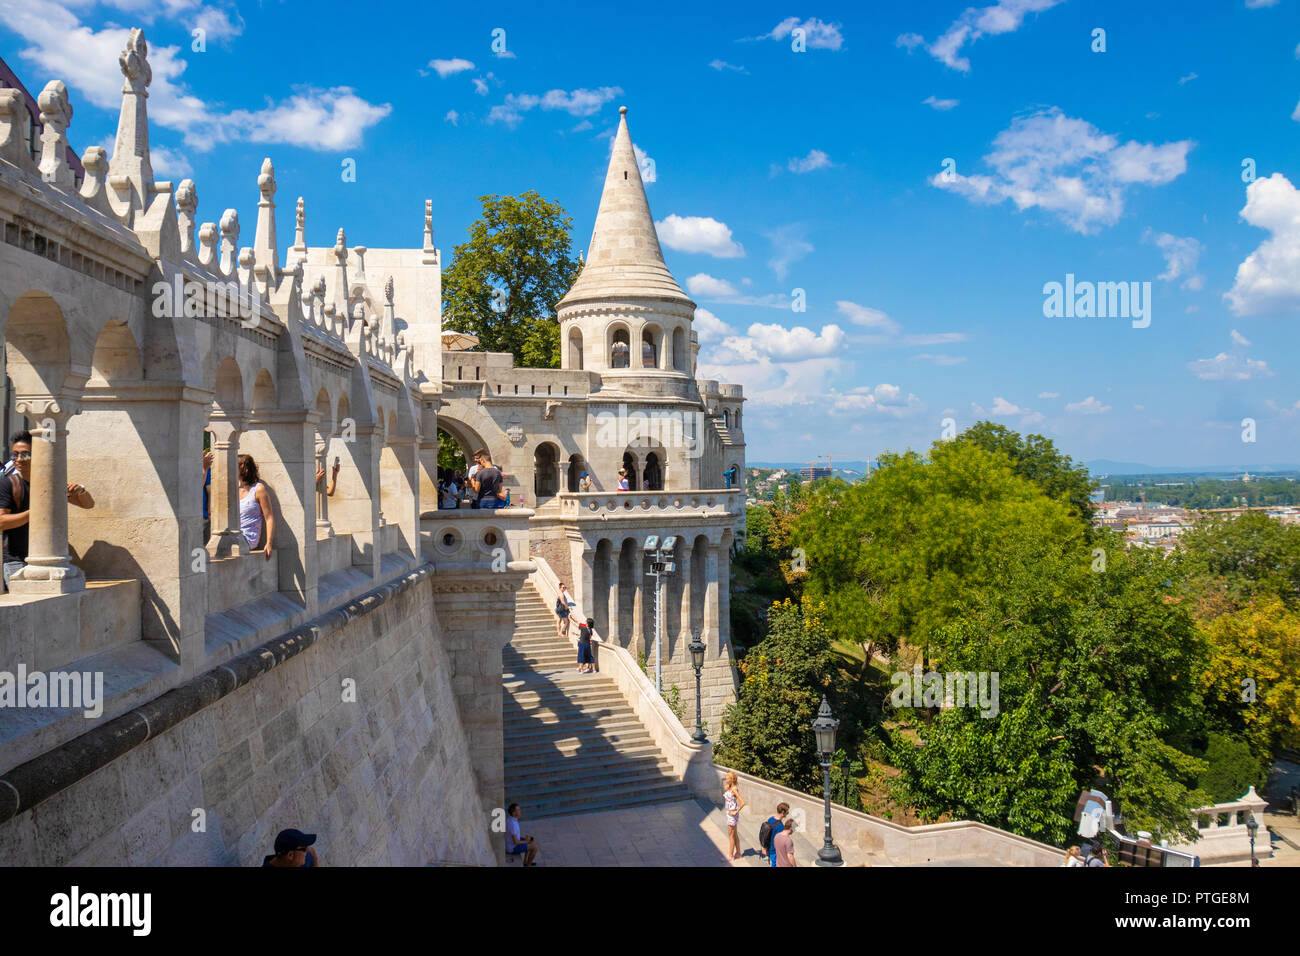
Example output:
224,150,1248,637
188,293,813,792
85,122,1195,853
1196,732,1267,803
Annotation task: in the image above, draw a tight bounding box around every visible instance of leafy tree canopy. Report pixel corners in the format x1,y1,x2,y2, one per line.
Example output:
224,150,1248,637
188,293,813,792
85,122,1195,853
1174,511,1300,615
441,191,581,368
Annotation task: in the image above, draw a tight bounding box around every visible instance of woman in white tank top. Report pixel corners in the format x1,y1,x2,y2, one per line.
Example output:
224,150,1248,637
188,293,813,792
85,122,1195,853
238,454,275,560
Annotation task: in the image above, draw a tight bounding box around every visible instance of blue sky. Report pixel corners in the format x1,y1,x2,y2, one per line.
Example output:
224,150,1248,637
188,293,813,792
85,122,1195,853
3,0,1298,468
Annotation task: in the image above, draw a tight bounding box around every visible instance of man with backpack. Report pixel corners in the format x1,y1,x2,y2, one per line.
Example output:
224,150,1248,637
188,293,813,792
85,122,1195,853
759,803,790,868
0,430,95,592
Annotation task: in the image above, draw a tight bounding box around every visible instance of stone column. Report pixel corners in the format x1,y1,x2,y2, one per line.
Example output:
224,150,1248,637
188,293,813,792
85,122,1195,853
577,542,595,624
630,559,645,657
206,416,244,557
677,547,693,644
716,538,731,656
606,547,620,645
11,402,83,594
315,432,334,536
703,542,720,658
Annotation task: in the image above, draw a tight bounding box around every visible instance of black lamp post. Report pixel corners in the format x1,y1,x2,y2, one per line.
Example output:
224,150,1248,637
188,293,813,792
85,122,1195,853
1246,815,1259,867
811,696,844,866
689,634,707,743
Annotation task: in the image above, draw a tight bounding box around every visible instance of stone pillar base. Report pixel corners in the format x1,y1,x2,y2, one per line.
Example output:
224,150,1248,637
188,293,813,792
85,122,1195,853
206,530,245,559
9,561,85,594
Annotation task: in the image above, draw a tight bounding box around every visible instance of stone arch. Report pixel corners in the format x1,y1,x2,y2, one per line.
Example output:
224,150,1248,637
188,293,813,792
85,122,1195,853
314,388,332,431
672,326,686,372
723,408,730,428
533,441,560,501
641,324,661,368
643,450,663,491
608,322,631,369
437,411,493,467
593,537,613,638
213,357,244,417
251,368,276,415
336,393,351,434
567,326,584,371
621,449,639,491
566,453,586,492
88,319,142,384
690,534,710,639
616,536,642,651
4,291,72,399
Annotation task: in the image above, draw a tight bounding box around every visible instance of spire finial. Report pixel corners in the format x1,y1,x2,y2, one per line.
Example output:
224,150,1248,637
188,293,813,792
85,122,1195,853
619,105,627,115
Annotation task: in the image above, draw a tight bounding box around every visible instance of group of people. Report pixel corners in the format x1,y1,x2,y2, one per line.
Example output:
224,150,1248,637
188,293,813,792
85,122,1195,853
437,449,510,510
723,773,799,866
1064,844,1110,867
554,582,596,672
0,430,95,592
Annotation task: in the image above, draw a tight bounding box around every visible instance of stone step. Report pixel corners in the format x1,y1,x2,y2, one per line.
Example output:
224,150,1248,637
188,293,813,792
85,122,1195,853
506,755,677,790
507,687,626,708
522,782,693,819
505,751,673,783
507,767,683,805
503,742,667,775
501,715,648,744
502,729,657,758
503,707,637,731
505,699,634,721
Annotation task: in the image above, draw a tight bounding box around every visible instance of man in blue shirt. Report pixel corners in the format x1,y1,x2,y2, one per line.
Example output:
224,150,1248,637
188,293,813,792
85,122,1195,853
764,802,790,867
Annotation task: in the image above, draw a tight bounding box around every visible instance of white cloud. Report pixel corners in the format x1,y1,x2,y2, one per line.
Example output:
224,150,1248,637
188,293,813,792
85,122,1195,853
709,59,748,74
915,0,1064,72
1245,0,1279,7
1065,396,1111,414
991,396,1024,416
756,17,844,50
149,144,193,178
933,107,1192,233
830,384,923,417
915,353,966,365
656,215,745,258
429,58,475,78
488,86,622,127
1230,329,1251,346
1187,353,1273,381
744,322,846,361
764,224,812,279
445,110,459,126
2,0,389,152
896,32,925,51
1178,72,1198,85
1037,391,1060,399
835,300,900,334
787,149,833,173
923,95,960,111
686,274,740,297
473,76,491,96
1225,173,1300,316
693,307,734,343
1143,229,1203,288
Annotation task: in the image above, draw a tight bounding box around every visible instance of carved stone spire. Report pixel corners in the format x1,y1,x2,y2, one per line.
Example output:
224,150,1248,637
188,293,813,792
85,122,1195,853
423,199,434,251
108,28,156,223
332,227,350,324
382,274,396,346
219,208,240,276
253,158,278,289
36,81,74,190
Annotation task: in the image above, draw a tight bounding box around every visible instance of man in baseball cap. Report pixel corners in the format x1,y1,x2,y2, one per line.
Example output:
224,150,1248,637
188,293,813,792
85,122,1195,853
262,828,319,867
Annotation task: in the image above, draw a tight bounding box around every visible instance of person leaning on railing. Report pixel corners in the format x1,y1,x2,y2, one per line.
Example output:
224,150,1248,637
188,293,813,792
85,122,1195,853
0,430,95,592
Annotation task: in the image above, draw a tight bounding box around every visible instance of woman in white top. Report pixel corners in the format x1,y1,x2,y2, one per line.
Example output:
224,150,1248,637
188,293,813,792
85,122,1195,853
617,469,630,491
238,454,275,561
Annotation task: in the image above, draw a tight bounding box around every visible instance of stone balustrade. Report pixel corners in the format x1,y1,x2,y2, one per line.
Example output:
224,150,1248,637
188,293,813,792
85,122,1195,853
558,489,743,518
1174,787,1269,864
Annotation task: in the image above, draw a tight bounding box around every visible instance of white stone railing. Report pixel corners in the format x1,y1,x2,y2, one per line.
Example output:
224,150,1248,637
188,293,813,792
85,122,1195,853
528,556,1062,866
1173,787,1269,864
421,507,535,574
557,489,744,518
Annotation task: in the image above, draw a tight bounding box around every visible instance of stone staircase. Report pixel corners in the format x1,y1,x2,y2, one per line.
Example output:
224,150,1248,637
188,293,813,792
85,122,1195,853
503,582,693,819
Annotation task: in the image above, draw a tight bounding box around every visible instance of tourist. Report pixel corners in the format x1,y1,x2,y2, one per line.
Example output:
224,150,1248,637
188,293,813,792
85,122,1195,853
505,803,539,866
555,582,576,637
773,816,797,867
238,454,275,560
577,616,595,673
471,449,507,510
617,469,630,491
440,474,460,510
0,430,95,592
760,803,789,867
578,471,593,492
1064,845,1085,867
315,457,340,498
262,828,320,867
202,448,212,539
723,771,745,861
1086,846,1109,867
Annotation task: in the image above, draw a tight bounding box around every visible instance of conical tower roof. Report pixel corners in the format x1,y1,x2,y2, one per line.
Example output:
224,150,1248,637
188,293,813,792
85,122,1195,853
558,107,694,309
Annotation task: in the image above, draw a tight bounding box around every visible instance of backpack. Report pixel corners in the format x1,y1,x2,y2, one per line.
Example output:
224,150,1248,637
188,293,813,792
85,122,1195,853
555,597,566,616
759,818,779,853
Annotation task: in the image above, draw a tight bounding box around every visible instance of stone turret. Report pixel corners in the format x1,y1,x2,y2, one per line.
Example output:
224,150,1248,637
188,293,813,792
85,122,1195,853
557,106,696,398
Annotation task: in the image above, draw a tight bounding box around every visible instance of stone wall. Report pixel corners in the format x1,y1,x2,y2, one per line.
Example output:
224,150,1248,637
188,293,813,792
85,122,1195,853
0,570,497,866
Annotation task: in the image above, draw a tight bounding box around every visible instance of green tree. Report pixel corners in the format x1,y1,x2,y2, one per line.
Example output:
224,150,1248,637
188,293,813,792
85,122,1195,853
1175,511,1300,615
952,421,1098,530
441,191,581,368
1195,732,1267,803
715,598,836,792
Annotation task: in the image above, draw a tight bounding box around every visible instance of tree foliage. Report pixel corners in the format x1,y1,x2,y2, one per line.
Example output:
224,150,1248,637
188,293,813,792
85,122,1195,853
1175,511,1300,615
441,191,581,368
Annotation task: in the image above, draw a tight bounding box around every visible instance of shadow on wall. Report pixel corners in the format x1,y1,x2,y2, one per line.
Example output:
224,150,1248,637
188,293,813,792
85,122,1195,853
77,540,181,661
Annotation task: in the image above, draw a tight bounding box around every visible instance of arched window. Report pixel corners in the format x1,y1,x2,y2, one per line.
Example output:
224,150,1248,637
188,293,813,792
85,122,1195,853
621,451,639,491
534,443,559,500
567,454,585,492
723,409,731,428
642,328,657,368
643,452,662,491
672,327,686,371
568,327,584,370
611,328,630,369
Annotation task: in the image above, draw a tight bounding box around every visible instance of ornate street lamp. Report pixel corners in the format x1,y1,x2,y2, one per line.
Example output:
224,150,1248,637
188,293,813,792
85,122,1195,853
811,696,844,866
688,634,707,743
1246,815,1259,867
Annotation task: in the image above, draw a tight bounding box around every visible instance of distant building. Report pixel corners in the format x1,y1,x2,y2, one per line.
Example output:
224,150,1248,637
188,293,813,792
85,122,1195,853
800,466,832,481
